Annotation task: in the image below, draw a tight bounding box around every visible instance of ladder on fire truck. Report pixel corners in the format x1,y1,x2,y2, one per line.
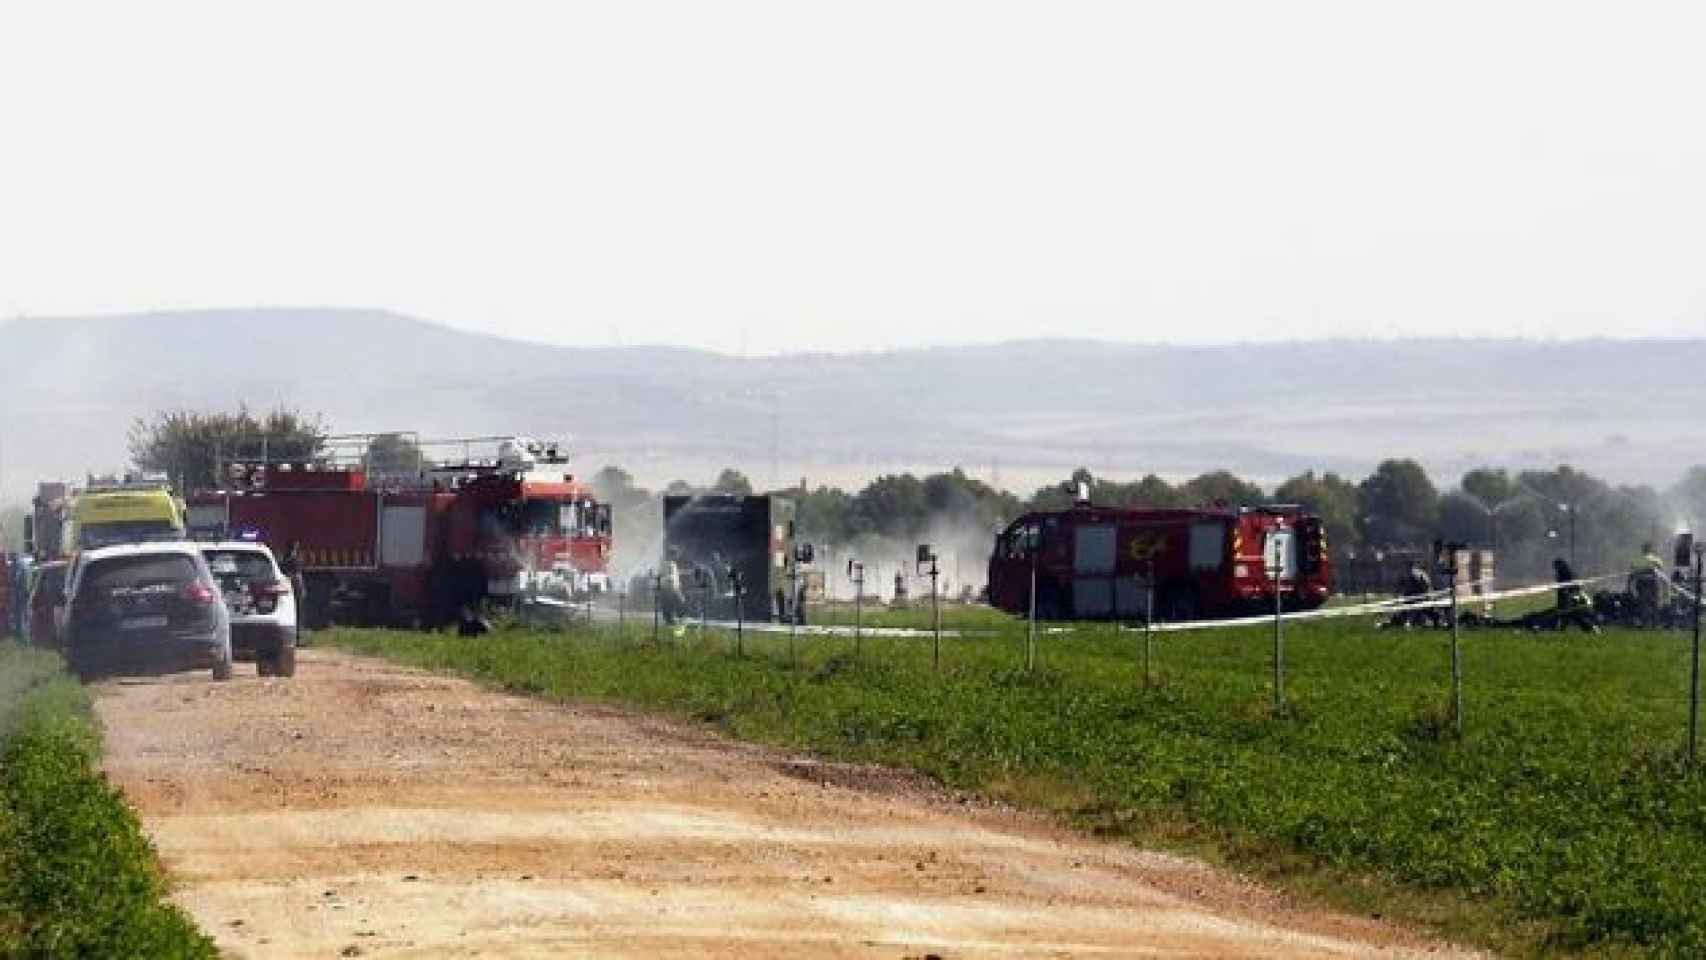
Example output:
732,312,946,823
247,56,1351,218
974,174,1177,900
215,433,572,491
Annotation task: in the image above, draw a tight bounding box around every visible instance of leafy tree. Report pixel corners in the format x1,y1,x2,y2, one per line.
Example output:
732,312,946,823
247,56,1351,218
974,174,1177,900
1274,469,1361,555
1357,459,1438,547
922,469,1021,525
1461,467,1515,508
365,433,424,474
1181,470,1265,508
849,473,929,540
711,468,754,496
1118,474,1187,508
127,407,327,493
794,485,856,543
1028,468,1187,511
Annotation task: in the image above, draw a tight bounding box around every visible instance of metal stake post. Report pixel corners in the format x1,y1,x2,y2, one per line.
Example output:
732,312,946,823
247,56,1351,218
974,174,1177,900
1692,550,1703,764
1027,548,1038,672
733,572,745,659
915,544,941,673
1144,575,1155,689
848,561,865,661
931,563,941,671
1449,564,1463,738
1272,532,1285,710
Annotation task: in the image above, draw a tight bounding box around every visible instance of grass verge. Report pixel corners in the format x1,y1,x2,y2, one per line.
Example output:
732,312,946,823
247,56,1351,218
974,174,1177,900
330,611,1706,957
0,642,214,958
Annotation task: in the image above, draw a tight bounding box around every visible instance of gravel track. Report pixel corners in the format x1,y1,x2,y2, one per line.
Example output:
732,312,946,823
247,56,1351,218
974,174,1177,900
96,648,1475,958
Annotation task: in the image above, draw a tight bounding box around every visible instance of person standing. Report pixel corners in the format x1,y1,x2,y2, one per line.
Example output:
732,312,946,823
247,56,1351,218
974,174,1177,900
277,541,308,628
1552,557,1600,634
659,551,685,626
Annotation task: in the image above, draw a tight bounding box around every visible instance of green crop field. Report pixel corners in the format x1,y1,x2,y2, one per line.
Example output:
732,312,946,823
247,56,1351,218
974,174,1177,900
0,643,214,957
329,603,1706,956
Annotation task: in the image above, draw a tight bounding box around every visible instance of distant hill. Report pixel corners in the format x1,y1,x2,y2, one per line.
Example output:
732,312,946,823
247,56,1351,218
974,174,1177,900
3,309,1703,500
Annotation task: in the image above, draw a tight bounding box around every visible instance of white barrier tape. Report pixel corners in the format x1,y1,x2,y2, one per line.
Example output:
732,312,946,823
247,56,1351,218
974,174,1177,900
1117,573,1624,636
687,619,965,639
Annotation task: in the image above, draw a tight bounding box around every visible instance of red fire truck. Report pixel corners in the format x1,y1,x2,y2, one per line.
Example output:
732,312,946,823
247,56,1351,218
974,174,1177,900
987,499,1331,621
187,436,612,627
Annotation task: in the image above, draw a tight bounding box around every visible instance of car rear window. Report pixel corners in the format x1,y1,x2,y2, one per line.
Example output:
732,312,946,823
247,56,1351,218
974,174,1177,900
81,555,202,597
202,550,276,583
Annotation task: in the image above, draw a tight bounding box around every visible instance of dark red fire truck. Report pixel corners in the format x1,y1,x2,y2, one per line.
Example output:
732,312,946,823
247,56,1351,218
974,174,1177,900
987,499,1331,621
187,436,611,627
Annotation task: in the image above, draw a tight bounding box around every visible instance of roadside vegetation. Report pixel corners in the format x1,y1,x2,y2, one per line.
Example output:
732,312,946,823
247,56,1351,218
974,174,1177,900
0,642,214,957
332,609,1706,956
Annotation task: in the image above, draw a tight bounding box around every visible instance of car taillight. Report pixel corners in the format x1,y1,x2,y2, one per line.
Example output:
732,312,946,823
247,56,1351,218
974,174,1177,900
182,582,217,605
251,579,287,614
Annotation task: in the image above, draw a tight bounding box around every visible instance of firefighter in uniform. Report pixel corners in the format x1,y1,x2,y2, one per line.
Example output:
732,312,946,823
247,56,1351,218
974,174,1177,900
1551,558,1600,634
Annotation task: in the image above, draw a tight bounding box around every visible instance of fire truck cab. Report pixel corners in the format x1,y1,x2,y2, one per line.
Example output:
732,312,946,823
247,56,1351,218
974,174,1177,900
987,501,1331,622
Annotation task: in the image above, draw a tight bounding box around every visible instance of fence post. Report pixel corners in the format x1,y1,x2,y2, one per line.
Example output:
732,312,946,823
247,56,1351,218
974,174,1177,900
1449,565,1463,738
1272,551,1285,710
853,572,863,660
1691,550,1702,764
1144,579,1154,689
1026,545,1038,672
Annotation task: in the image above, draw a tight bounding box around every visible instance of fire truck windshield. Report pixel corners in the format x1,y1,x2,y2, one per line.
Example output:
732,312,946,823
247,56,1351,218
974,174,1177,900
517,499,610,537
519,500,568,536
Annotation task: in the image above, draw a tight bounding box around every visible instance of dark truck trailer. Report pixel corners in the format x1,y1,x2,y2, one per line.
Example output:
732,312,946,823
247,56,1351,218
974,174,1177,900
662,494,795,622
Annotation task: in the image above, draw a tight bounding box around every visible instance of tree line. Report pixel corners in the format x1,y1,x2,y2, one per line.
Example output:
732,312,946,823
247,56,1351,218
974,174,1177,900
120,408,1706,583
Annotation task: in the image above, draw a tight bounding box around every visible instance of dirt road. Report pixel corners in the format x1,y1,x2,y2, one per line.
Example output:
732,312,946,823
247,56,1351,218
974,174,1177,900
98,649,1470,958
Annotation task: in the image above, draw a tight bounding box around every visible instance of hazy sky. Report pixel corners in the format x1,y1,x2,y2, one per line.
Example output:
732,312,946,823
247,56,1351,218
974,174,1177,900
2,1,1703,354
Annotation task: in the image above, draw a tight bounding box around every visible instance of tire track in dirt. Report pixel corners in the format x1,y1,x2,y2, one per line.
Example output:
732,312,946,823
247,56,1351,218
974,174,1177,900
96,649,1476,958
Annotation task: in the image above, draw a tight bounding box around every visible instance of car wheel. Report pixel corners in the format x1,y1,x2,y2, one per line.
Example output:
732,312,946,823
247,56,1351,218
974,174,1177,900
256,652,275,677
274,643,296,678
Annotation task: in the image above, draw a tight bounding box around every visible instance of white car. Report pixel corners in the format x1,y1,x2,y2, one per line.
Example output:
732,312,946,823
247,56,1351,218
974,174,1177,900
199,541,298,677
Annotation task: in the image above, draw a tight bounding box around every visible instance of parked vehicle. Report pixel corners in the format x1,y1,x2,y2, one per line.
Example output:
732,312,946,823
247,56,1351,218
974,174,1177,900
26,560,68,651
187,435,612,627
25,476,184,561
662,494,799,622
63,543,232,681
199,540,297,677
987,497,1332,621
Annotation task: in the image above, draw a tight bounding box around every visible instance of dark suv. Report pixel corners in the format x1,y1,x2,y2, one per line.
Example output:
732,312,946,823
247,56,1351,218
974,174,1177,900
63,543,233,681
